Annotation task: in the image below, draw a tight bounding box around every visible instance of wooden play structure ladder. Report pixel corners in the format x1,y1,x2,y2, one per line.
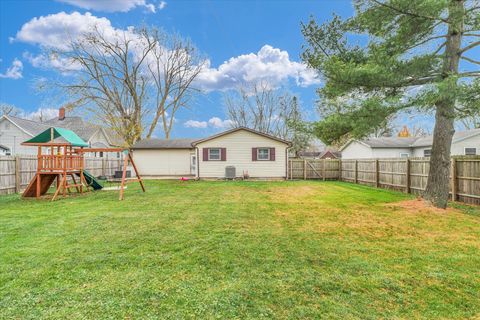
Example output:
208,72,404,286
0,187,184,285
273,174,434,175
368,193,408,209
21,127,145,201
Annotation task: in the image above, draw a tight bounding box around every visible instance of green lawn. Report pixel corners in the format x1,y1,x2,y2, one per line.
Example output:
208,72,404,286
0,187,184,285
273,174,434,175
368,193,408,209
1,180,479,319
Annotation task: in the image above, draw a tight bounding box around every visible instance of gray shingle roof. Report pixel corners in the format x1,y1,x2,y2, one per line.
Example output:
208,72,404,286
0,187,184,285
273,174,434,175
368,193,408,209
361,137,418,148
45,116,99,142
7,116,51,136
132,138,196,149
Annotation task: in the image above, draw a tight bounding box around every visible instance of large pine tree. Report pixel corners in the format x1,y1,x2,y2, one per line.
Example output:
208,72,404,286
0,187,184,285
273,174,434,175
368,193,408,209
302,0,480,208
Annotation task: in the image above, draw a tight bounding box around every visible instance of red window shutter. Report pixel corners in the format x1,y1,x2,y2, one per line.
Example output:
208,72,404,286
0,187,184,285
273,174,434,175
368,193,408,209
252,148,257,161
221,148,227,161
203,148,209,161
270,148,275,161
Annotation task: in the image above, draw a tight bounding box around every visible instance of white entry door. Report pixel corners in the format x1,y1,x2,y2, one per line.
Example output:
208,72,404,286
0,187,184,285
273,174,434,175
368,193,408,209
190,154,197,175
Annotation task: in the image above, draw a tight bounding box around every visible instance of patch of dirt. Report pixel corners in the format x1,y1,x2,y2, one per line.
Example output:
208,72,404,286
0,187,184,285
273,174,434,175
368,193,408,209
385,198,460,214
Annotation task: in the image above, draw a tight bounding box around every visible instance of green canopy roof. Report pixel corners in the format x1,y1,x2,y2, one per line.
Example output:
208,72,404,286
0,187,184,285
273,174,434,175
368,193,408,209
23,127,89,147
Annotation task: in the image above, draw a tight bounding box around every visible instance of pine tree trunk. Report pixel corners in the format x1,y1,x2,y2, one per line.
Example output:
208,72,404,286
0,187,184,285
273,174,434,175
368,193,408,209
424,102,455,208
424,0,464,208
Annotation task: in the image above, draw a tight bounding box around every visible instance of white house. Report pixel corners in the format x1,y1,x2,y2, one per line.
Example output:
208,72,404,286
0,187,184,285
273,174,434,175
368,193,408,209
340,128,480,159
0,107,121,156
132,127,291,179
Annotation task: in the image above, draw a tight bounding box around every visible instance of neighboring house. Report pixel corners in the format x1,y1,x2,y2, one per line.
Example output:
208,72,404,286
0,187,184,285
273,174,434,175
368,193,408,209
298,150,341,159
132,127,291,179
341,128,480,159
0,107,122,157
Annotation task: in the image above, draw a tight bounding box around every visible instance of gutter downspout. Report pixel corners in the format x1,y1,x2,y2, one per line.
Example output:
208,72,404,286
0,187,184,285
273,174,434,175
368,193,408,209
195,146,200,180
285,145,292,180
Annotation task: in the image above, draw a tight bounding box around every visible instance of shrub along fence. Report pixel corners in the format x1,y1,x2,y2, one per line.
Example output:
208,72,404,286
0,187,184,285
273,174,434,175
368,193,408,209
0,155,122,195
289,157,480,205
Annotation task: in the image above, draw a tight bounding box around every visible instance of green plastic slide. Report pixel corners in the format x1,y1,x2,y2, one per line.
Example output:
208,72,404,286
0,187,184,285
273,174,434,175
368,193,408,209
77,170,103,190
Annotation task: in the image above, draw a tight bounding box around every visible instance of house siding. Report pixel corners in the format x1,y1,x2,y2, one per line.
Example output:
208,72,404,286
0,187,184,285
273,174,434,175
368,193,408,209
412,134,480,157
133,149,194,176
0,118,35,155
341,141,374,159
196,130,288,178
371,148,412,158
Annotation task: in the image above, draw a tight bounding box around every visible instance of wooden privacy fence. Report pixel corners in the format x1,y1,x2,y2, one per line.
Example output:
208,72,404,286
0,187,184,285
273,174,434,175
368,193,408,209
289,157,480,205
0,155,123,195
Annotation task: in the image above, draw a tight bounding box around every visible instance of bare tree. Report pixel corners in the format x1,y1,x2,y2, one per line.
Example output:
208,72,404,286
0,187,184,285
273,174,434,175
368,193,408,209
50,26,204,145
0,103,21,117
225,83,312,153
145,30,205,139
53,27,155,146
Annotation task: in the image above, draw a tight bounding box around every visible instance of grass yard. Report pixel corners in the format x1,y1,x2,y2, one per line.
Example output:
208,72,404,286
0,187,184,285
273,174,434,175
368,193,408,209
1,180,480,319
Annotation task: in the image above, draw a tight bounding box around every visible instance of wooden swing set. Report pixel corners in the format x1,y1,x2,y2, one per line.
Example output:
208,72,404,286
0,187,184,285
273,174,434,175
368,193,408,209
21,127,145,201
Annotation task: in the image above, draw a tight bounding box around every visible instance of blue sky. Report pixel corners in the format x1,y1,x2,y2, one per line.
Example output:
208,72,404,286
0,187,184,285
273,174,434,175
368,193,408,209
0,0,357,138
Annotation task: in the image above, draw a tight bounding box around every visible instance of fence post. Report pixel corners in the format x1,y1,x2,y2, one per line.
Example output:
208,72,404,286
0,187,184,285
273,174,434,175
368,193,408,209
338,159,342,181
451,158,457,201
15,156,21,193
405,158,410,194
102,158,106,177
354,160,358,184
289,160,292,180
303,159,307,180
323,159,326,181
375,159,379,188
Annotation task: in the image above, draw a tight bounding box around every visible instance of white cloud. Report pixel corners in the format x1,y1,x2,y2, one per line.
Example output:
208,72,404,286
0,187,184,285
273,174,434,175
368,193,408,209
197,45,320,92
184,117,234,129
57,0,156,13
159,1,167,10
22,108,59,121
15,12,143,72
0,58,23,79
13,11,117,50
208,117,234,129
184,120,207,128
23,52,82,73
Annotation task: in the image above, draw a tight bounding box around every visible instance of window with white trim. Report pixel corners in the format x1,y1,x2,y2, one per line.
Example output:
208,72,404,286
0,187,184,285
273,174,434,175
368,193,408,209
257,148,270,160
465,147,477,155
400,153,409,158
208,148,221,160
424,149,431,157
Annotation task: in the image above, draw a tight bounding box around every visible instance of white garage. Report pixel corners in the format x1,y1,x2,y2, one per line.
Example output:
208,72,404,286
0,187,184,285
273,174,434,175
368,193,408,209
131,139,196,177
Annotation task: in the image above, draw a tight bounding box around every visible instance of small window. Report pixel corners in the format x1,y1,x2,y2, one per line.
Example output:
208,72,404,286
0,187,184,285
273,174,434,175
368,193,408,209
424,149,431,157
257,148,270,161
465,148,476,155
5,150,11,156
99,152,104,158
208,148,221,160
117,152,121,159
400,153,410,158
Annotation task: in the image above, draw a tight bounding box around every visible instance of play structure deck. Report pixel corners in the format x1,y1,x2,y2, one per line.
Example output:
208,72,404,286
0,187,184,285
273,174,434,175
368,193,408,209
21,127,145,201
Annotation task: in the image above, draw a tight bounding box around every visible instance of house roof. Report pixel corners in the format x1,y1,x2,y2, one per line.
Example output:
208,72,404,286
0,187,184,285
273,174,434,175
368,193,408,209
132,138,196,149
340,128,480,151
191,127,291,146
0,144,9,151
3,115,51,136
360,137,418,148
45,116,102,143
23,127,89,147
319,150,341,158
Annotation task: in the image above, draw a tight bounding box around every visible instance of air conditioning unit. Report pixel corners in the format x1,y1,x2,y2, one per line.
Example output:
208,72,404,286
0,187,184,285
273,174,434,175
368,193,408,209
225,166,236,179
